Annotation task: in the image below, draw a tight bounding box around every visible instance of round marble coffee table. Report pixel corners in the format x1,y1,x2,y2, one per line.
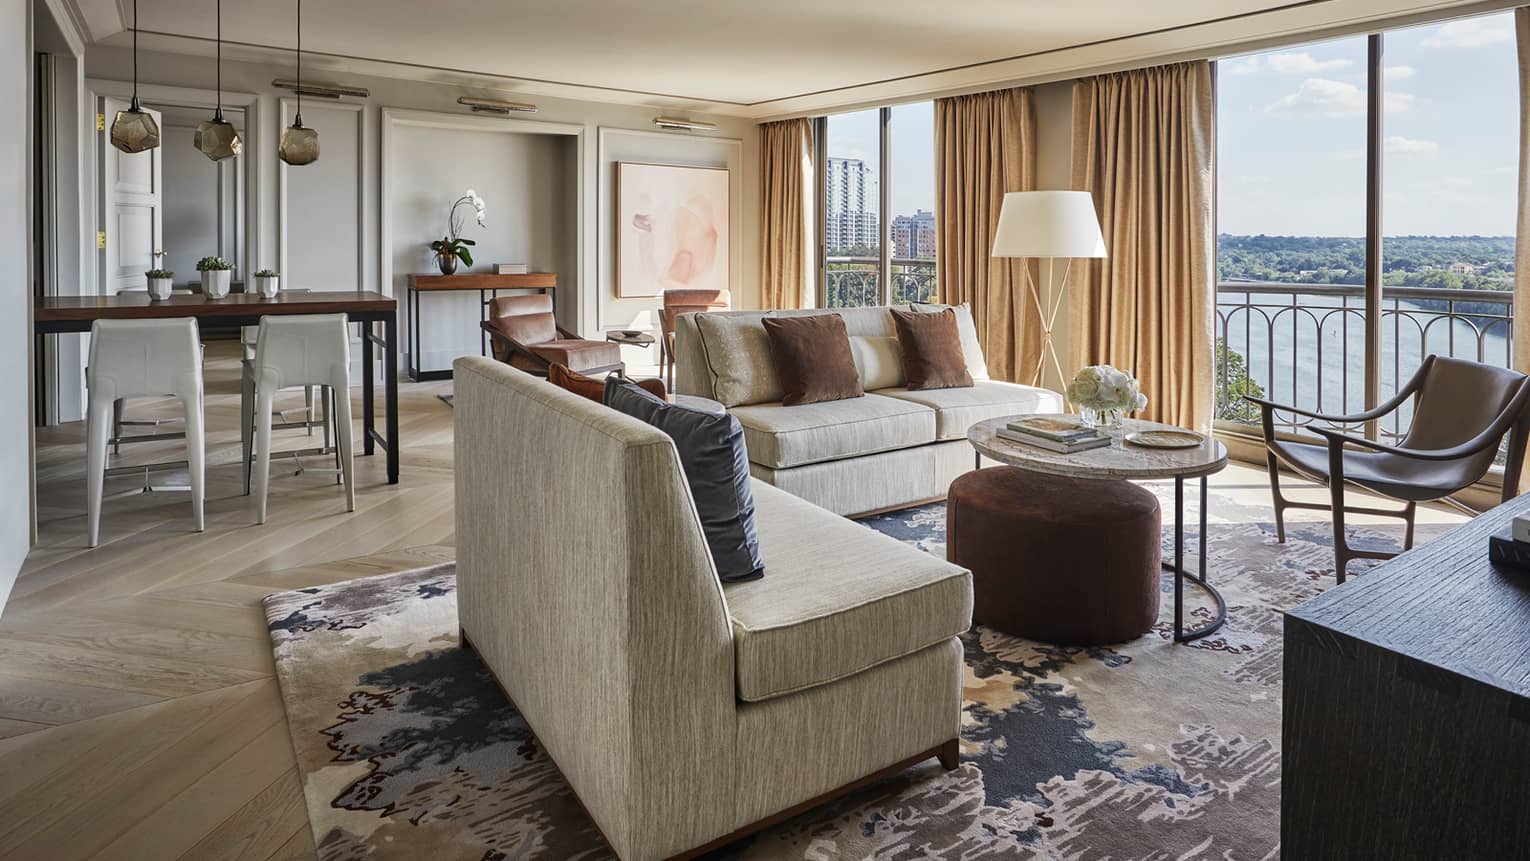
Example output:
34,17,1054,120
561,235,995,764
968,414,1229,642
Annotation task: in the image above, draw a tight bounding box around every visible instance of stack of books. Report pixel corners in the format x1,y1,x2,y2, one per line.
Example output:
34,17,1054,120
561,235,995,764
996,416,1111,454
494,263,530,275
1488,513,1530,572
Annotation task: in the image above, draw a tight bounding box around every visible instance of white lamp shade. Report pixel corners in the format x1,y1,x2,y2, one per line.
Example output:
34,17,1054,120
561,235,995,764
991,190,1107,259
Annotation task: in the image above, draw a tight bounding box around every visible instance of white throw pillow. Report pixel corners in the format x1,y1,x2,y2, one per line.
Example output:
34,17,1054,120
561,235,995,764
849,335,905,391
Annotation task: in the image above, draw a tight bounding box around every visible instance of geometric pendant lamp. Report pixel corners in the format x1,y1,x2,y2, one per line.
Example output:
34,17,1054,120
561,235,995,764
194,0,241,161
110,0,161,154
278,0,319,166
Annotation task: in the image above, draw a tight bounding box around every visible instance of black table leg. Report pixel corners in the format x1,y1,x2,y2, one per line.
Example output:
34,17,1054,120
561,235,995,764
362,319,375,456
384,311,399,484
1168,474,1228,642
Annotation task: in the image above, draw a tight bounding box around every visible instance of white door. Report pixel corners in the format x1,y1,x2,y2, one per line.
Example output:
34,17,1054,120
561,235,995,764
100,97,163,294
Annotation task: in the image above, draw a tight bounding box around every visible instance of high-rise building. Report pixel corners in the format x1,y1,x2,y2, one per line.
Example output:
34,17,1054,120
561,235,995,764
891,209,937,259
825,157,879,252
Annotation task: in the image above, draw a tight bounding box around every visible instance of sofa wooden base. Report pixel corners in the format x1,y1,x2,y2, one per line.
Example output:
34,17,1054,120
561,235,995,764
461,628,959,861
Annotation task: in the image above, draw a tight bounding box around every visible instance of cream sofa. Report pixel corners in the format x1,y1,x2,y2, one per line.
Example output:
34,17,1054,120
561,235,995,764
673,305,1064,515
452,356,972,861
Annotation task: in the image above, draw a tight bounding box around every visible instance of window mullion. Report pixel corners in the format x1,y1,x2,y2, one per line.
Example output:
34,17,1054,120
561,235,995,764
1364,33,1384,438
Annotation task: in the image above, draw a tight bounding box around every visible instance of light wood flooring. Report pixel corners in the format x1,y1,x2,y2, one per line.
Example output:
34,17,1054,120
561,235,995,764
0,342,1466,860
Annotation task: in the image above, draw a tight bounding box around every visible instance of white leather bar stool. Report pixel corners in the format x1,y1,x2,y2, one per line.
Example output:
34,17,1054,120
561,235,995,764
250,314,354,524
86,318,206,547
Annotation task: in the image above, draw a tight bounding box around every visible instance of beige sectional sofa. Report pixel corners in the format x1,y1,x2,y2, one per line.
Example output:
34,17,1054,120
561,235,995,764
452,356,973,861
673,305,1064,515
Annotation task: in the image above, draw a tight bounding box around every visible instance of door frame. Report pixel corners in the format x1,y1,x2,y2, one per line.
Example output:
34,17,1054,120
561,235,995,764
83,78,260,297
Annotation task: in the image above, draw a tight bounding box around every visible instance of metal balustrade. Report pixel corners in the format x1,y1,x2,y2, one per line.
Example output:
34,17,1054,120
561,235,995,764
824,256,937,307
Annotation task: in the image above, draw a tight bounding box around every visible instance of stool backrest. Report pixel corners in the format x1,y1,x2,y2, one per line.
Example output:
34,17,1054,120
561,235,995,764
254,314,351,389
88,318,203,401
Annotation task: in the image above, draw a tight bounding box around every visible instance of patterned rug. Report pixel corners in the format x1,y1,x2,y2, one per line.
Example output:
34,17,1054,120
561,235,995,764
264,493,1434,860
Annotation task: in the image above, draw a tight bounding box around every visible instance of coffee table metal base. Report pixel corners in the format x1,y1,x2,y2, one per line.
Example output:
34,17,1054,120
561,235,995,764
1169,475,1227,642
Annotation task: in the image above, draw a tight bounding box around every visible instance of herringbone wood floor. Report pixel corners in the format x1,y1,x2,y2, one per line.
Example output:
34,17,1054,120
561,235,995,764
0,342,1465,860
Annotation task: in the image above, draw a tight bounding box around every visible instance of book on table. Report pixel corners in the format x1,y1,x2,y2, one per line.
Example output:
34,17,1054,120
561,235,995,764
996,426,1111,453
1005,416,1095,443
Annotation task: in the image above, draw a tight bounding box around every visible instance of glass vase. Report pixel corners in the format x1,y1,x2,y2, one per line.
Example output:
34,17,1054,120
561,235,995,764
1079,406,1099,429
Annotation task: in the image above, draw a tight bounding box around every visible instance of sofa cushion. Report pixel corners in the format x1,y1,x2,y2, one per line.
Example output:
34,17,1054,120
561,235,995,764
724,480,972,702
849,335,904,390
891,307,975,390
604,378,765,582
762,314,864,406
730,393,936,469
910,302,990,381
877,380,1065,440
693,312,783,407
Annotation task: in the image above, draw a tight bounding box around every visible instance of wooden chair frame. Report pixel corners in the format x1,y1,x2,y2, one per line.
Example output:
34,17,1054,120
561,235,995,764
1247,355,1530,581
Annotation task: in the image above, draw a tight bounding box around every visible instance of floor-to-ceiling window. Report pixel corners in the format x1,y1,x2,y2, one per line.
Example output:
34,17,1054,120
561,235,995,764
1215,11,1518,451
817,102,934,307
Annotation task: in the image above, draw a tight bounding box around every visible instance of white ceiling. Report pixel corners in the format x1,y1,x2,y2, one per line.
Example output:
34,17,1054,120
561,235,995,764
66,0,1510,116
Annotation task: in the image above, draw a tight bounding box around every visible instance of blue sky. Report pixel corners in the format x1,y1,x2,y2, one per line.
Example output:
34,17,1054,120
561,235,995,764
826,101,935,225
1218,11,1518,237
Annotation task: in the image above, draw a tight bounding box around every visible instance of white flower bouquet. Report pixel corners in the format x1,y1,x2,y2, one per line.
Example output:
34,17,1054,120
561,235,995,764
1066,365,1148,426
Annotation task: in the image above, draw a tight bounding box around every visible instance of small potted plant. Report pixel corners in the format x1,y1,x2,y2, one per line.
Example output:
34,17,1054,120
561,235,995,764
253,269,280,299
145,268,174,301
196,256,235,299
429,188,485,275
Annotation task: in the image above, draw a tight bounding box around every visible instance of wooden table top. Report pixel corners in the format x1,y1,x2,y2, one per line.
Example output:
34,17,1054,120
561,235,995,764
406,273,556,291
35,290,396,324
969,414,1228,480
1288,495,1530,699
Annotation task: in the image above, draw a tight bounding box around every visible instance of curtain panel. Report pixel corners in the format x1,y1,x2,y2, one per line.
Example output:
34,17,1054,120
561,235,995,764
760,118,813,310
1516,9,1530,379
1069,61,1215,431
935,87,1039,382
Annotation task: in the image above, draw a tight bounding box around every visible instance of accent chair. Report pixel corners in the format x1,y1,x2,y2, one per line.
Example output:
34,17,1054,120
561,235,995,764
1248,354,1530,581
658,288,730,389
482,293,622,377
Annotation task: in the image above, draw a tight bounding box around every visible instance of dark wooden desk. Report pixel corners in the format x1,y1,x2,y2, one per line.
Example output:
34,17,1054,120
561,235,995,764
405,273,556,381
34,290,400,484
1283,498,1530,857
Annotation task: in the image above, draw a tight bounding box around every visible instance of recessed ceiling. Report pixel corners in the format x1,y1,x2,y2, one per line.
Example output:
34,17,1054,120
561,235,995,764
72,0,1503,113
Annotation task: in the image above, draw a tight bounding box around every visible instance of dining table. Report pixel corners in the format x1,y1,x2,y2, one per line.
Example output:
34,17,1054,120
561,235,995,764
33,290,400,484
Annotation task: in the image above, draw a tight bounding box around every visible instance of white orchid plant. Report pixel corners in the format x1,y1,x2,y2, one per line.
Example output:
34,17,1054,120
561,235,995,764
1066,364,1149,417
431,188,487,267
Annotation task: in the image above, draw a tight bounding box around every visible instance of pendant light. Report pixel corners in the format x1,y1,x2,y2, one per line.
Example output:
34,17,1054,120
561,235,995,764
193,0,241,161
109,0,161,154
278,0,319,166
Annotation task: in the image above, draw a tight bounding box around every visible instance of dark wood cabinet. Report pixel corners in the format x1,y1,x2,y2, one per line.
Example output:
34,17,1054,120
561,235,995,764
1283,499,1530,858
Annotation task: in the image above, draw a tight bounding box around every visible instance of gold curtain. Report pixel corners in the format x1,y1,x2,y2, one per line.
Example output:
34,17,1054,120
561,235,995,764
935,87,1038,381
1068,61,1215,431
760,118,813,310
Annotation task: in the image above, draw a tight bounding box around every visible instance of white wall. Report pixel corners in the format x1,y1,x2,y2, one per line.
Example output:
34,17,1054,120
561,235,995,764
79,46,762,362
389,123,577,372
2,0,37,615
281,100,362,291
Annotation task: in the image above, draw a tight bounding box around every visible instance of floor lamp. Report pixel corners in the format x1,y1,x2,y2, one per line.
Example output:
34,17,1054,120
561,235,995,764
990,191,1107,388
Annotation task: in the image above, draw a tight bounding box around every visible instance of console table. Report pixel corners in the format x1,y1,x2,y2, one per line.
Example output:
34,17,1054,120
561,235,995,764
405,272,556,381
1283,497,1530,856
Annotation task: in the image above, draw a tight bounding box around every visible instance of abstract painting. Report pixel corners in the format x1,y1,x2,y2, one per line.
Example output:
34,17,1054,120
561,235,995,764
616,162,729,298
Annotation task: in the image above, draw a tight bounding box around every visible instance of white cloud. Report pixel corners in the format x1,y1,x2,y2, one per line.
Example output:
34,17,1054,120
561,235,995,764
1265,52,1354,75
1222,56,1262,75
1384,65,1417,80
1268,79,1414,116
1267,78,1365,115
1384,136,1439,156
1422,17,1513,49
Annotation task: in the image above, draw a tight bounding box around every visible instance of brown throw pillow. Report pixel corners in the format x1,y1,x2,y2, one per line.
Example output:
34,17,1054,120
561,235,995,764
761,314,864,406
549,363,666,403
890,307,974,390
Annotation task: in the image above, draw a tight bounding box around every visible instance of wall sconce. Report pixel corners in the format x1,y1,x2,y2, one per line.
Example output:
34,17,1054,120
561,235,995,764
272,79,371,99
653,116,717,132
458,96,539,115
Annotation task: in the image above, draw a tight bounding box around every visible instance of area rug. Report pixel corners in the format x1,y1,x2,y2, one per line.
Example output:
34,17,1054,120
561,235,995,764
264,498,1430,860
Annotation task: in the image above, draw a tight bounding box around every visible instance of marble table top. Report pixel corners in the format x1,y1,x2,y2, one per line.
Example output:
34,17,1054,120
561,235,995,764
969,414,1228,480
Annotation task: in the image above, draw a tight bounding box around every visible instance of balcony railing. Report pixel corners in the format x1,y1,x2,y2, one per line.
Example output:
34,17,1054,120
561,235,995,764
824,256,937,307
1215,281,1513,441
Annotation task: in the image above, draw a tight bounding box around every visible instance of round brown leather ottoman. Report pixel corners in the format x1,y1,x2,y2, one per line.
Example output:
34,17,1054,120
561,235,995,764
947,466,1162,645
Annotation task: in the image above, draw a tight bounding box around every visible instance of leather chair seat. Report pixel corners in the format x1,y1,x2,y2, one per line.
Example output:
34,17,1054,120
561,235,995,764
512,339,621,373
948,466,1161,645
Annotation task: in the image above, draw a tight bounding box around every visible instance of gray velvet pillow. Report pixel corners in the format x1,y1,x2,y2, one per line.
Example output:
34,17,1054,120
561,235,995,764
604,378,764,582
